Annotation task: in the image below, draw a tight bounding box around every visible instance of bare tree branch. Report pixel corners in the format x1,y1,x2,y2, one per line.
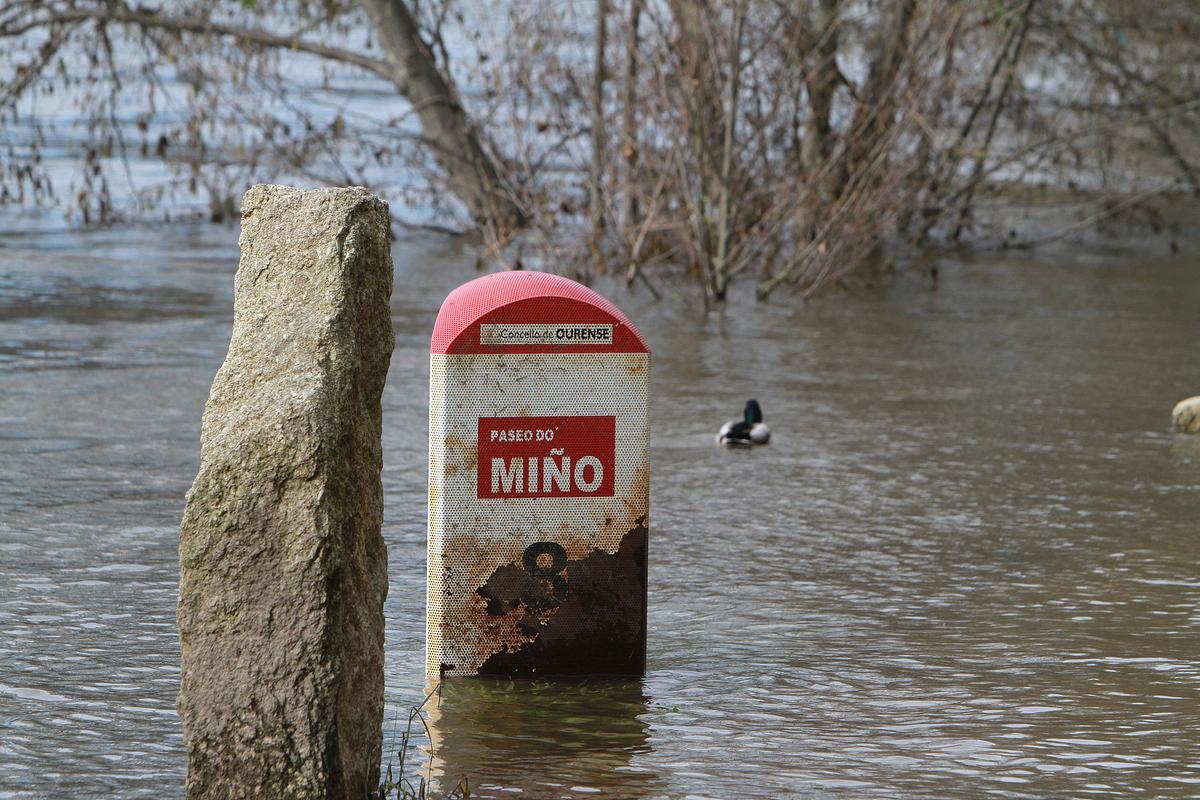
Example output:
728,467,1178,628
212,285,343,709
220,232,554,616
0,6,400,85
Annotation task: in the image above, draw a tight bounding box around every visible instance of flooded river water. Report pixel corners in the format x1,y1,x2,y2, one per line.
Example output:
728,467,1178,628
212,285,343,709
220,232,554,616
1,218,1198,798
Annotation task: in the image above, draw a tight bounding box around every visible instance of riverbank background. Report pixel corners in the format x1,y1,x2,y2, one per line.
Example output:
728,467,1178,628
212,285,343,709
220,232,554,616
2,2,1199,798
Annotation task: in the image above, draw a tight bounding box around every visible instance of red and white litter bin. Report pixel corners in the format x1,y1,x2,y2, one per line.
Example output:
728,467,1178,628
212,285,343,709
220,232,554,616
427,271,649,678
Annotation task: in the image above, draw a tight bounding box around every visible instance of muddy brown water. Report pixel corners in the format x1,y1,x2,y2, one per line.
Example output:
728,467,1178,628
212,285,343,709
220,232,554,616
1,222,1198,798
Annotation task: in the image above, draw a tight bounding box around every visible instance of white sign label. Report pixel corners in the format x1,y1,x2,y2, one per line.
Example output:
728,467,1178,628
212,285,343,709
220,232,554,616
479,323,614,346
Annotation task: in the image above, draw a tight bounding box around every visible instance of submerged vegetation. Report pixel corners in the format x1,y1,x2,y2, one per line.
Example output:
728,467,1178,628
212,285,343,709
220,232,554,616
2,0,1198,301
378,687,471,800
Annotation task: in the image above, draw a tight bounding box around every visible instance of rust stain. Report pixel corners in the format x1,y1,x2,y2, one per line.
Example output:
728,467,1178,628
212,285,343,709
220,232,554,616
626,466,649,512
466,588,543,655
439,473,649,675
442,434,478,477
474,518,648,677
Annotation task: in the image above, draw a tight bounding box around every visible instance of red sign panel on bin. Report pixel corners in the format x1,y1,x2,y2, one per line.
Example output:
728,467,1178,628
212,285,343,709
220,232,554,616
477,416,616,499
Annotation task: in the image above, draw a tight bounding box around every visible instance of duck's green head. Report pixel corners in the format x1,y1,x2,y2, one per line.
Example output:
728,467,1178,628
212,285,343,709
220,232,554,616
744,399,763,425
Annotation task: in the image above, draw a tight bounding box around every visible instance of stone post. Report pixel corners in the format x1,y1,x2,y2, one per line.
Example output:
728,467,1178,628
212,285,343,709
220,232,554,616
178,185,393,799
1174,396,1200,433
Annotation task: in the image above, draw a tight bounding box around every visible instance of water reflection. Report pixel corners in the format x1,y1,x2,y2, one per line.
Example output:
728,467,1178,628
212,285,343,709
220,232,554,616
416,678,664,799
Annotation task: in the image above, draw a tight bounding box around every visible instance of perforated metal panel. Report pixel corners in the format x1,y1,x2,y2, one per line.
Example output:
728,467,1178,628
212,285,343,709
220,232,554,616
427,273,649,679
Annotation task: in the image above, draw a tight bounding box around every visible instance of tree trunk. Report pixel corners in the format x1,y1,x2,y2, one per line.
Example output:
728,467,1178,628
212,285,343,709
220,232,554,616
590,0,609,265
359,0,526,234
841,0,916,188
711,2,746,303
669,0,725,305
802,0,840,179
621,0,643,233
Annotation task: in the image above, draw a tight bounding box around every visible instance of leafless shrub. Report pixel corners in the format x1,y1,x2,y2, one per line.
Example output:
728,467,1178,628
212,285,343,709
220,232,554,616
483,0,1199,301
2,0,1197,301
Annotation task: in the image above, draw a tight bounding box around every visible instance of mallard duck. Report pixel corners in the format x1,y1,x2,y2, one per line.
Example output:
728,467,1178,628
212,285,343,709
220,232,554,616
716,399,771,446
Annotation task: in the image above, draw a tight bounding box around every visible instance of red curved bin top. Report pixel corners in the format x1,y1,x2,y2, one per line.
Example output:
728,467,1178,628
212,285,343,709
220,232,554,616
431,270,649,355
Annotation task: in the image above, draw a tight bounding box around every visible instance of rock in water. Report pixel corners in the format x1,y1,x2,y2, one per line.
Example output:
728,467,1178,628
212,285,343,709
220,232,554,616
1173,396,1200,433
178,185,393,799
